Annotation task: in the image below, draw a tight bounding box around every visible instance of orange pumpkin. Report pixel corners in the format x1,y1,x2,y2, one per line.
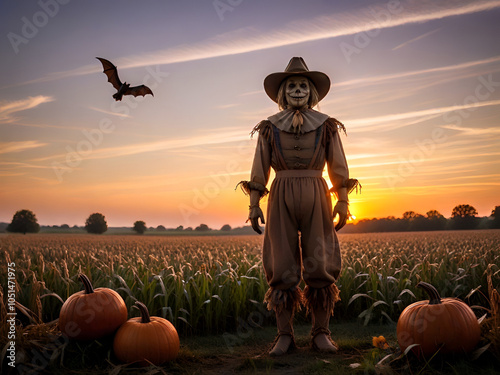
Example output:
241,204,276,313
113,301,180,366
397,281,480,357
59,274,128,340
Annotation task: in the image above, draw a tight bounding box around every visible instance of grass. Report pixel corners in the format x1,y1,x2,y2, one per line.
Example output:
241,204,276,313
4,321,498,374
1,230,499,373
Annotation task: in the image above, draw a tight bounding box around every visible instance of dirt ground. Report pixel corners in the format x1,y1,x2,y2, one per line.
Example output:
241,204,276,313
7,321,498,374
169,323,380,375
160,322,498,375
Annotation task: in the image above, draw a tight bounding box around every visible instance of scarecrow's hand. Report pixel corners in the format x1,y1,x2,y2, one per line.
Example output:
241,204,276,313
333,201,348,231
248,206,265,234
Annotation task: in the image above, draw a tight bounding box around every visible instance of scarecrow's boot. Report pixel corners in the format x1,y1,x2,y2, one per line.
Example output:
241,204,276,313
311,304,338,353
304,284,340,353
269,305,295,356
264,287,301,356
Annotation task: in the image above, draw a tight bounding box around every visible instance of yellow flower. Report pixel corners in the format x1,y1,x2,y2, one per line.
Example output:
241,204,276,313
372,335,389,349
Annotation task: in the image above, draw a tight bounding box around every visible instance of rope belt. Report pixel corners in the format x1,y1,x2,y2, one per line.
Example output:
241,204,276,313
275,170,323,178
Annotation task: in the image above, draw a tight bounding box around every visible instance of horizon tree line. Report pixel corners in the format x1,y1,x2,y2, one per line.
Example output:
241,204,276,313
4,204,500,234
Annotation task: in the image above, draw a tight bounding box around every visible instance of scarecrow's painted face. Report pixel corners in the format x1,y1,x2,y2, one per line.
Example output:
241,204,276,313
285,76,310,109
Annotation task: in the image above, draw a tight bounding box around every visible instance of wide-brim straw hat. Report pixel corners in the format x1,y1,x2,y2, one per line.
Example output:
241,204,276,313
264,57,331,103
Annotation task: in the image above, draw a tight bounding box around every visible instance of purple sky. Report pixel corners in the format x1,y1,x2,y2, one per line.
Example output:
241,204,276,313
1,0,499,228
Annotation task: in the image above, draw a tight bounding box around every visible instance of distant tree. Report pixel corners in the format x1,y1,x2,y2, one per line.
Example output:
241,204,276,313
175,225,184,231
402,211,420,220
400,211,422,231
85,213,107,234
491,206,500,218
61,224,70,229
451,204,478,218
7,209,40,234
491,206,500,229
451,204,478,230
133,221,147,234
185,227,193,231
220,224,232,231
156,225,166,231
409,215,428,231
426,210,444,219
424,210,447,231
195,224,210,231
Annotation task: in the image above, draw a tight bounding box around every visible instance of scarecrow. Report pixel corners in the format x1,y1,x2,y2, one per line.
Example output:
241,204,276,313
238,57,359,356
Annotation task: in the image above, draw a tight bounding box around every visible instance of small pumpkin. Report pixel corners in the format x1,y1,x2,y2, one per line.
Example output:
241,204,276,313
113,301,180,366
397,281,480,357
59,273,128,340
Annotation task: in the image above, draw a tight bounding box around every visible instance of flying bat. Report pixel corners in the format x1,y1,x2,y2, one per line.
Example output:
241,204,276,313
96,57,154,101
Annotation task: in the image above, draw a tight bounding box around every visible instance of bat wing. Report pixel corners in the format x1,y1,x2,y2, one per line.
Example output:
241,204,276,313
96,57,122,90
125,85,154,98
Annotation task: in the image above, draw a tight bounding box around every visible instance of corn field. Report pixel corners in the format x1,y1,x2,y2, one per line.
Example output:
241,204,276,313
1,230,499,337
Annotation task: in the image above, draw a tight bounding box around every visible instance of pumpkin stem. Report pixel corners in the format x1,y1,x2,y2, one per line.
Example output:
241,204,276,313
417,282,442,305
79,273,94,294
134,301,151,323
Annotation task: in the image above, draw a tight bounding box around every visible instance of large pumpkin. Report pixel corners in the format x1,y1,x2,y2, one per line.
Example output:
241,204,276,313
397,282,480,357
113,301,180,366
59,274,128,340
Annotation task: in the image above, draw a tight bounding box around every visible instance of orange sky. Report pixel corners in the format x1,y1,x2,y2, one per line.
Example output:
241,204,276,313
1,1,499,228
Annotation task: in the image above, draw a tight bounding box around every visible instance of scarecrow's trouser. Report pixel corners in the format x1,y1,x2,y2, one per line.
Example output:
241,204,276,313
262,171,342,350
262,171,342,291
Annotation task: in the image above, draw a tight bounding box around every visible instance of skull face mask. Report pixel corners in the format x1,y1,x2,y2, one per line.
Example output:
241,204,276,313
285,76,310,109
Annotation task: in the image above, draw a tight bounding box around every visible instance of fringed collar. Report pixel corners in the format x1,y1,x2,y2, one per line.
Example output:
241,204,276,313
267,108,329,134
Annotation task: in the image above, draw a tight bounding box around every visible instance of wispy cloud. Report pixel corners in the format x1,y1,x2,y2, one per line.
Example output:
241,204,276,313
392,28,443,51
347,99,500,129
215,103,241,110
440,125,500,136
350,149,500,170
0,141,47,154
348,153,394,160
0,161,59,170
88,106,131,118
367,181,499,195
334,55,500,90
436,173,500,182
0,172,25,177
353,158,500,184
33,128,252,162
0,96,54,123
324,55,500,119
18,0,500,85
0,161,61,180
348,114,442,133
